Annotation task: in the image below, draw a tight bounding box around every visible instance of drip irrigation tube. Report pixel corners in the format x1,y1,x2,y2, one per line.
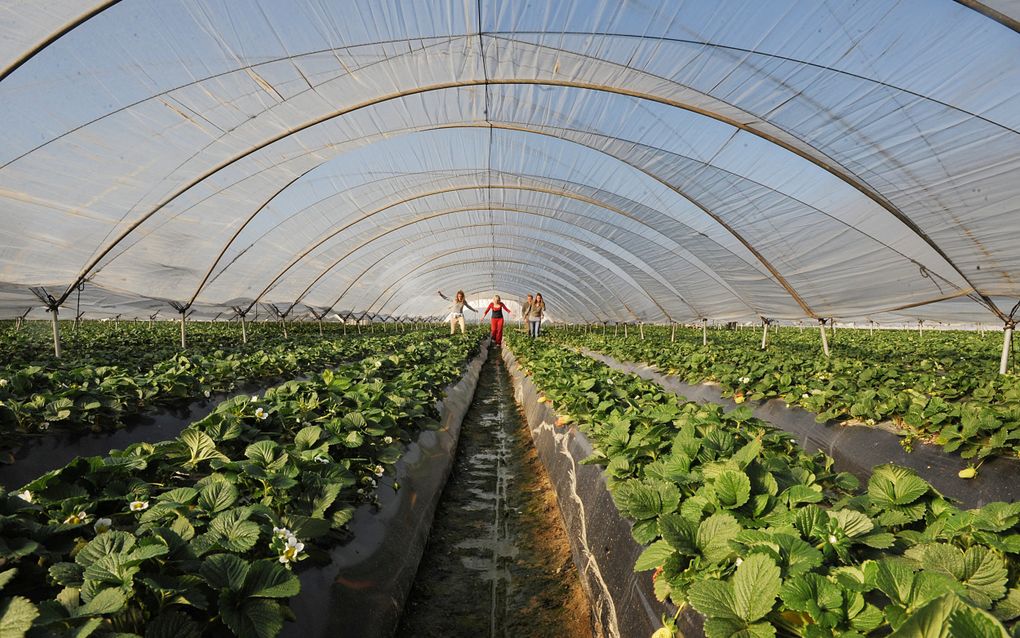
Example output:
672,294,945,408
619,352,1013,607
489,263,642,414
282,339,489,638
580,349,1018,508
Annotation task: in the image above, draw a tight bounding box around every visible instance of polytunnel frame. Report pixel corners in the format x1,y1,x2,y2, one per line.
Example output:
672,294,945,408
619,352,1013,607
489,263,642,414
305,228,657,322
281,205,714,320
183,117,980,323
38,74,1006,323
178,122,818,321
325,239,629,323
229,179,755,321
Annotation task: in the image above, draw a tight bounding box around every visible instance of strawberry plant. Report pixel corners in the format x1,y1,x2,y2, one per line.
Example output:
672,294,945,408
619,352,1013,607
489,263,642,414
506,333,1019,638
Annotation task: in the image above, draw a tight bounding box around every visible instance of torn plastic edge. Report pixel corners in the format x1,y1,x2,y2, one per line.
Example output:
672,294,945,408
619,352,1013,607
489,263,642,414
580,348,1018,508
500,345,705,638
281,338,490,638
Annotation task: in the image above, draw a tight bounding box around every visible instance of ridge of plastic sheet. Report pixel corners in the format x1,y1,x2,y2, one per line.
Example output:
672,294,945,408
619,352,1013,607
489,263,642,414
281,339,489,638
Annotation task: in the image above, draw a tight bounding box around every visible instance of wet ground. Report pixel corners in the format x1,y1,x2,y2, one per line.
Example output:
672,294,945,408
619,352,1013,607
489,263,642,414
398,346,592,638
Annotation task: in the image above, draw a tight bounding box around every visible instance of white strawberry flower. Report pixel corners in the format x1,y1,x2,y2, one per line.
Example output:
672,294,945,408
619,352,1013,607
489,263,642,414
251,395,259,402
63,511,89,525
0,378,8,387
273,526,292,539
802,393,810,399
739,377,750,384
203,389,211,398
254,407,268,421
373,465,385,477
94,517,113,534
15,490,31,503
827,534,838,544
313,455,329,464
735,557,743,566
129,500,149,512
278,536,305,564
383,436,393,445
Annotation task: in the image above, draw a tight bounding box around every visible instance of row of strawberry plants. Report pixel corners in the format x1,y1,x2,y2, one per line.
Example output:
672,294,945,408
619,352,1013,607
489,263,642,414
506,333,1020,638
0,329,446,445
550,326,1020,461
0,320,376,373
0,330,484,637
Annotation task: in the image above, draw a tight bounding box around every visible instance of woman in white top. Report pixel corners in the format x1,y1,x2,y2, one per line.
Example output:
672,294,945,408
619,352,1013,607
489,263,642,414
438,290,476,334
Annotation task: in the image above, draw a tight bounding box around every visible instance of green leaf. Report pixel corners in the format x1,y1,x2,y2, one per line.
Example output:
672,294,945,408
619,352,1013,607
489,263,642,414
992,588,1020,621
0,568,16,591
634,540,676,572
144,610,203,638
829,509,875,538
733,554,781,623
201,554,250,592
157,487,198,505
294,426,323,450
868,465,930,507
210,517,260,552
180,429,229,467
219,595,284,638
948,605,1010,638
77,587,126,616
715,471,751,509
243,561,301,598
0,596,39,637
75,531,136,568
698,513,742,564
689,579,739,621
199,482,238,514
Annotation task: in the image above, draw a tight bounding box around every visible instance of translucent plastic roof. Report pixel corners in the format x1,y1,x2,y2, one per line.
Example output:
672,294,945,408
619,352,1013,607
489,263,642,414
1,0,1019,324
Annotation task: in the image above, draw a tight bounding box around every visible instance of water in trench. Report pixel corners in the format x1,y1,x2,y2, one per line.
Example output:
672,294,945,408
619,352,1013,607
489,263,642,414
398,346,593,637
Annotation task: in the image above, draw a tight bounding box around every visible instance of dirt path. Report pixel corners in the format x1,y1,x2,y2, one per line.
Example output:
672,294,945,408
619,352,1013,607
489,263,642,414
398,346,592,637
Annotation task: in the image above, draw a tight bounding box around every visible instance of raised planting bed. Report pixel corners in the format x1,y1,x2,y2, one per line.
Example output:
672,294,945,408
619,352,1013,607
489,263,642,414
501,343,693,638
551,327,1020,462
579,349,1018,509
283,339,489,638
505,333,1020,638
0,332,485,638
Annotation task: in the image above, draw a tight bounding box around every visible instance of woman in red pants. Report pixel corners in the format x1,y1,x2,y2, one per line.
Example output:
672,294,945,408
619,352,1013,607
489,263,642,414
482,295,511,345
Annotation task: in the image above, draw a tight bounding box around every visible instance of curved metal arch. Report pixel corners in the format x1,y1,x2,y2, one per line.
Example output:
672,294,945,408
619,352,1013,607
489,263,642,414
367,257,610,321
304,229,663,322
284,206,711,318
183,119,786,316
0,1,122,83
227,179,763,319
317,242,638,323
54,75,1001,320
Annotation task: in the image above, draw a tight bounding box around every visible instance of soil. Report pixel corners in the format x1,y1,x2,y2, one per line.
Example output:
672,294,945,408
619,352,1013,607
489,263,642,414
398,346,593,637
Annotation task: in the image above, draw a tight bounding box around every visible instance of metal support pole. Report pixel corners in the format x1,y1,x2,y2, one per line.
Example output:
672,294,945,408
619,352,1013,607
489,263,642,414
702,319,708,346
918,320,923,337
819,319,830,358
639,322,644,340
241,314,247,344
1000,322,1015,375
761,320,769,350
50,307,62,358
870,320,874,336
180,311,186,349
671,322,676,343
624,323,629,338
614,324,619,337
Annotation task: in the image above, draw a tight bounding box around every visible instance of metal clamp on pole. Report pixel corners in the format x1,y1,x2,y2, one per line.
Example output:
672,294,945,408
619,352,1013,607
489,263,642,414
1000,319,1016,375
30,287,62,358
168,301,190,349
818,317,830,358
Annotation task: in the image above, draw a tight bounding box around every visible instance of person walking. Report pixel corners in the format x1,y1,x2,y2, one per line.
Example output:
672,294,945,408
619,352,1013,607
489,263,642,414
482,295,511,345
521,294,534,333
438,290,476,334
529,293,546,337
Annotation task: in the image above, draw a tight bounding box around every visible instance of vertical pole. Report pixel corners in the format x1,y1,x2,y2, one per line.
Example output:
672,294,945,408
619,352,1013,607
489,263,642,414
615,324,619,337
50,307,62,358
819,320,830,358
180,311,186,349
671,322,676,343
918,320,923,337
761,320,769,350
624,323,628,338
241,314,248,344
602,322,606,337
870,320,874,336
1000,322,1014,375
639,322,644,340
702,319,707,346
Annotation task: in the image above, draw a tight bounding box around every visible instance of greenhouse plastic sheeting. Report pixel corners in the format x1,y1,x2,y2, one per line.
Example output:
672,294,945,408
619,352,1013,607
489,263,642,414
1,1,1019,324
283,340,488,638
